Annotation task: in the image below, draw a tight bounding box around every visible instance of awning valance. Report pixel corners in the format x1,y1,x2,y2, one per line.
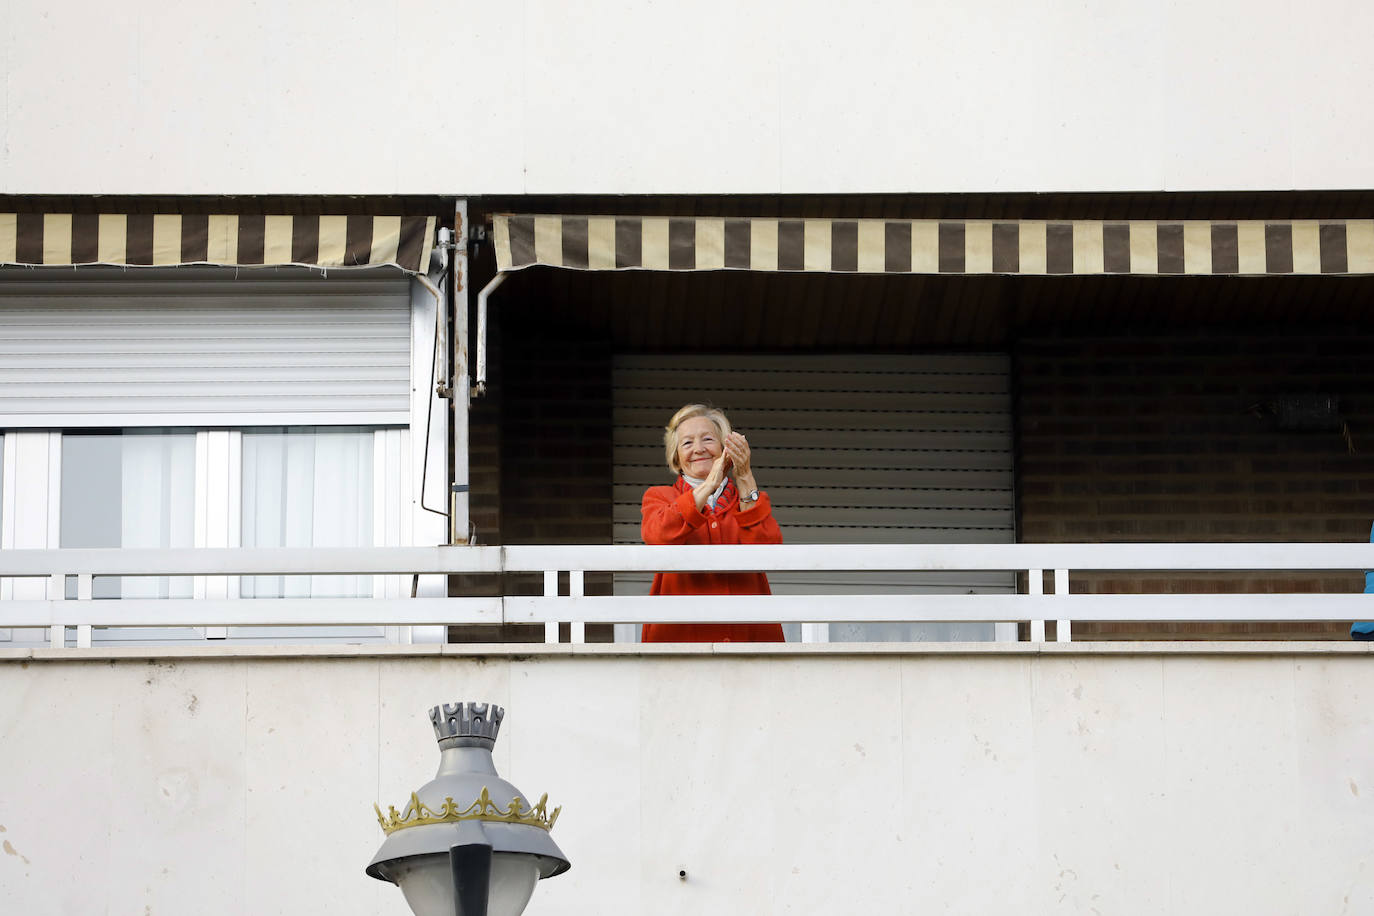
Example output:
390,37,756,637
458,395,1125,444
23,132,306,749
0,213,437,273
493,214,1374,276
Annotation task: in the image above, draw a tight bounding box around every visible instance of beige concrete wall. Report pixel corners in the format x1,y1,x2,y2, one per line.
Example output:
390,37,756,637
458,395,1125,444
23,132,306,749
5,1,1374,195
0,644,1371,914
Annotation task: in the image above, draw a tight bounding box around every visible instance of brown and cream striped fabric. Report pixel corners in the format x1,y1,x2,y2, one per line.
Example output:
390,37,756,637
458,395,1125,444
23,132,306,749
494,214,1374,276
0,214,437,273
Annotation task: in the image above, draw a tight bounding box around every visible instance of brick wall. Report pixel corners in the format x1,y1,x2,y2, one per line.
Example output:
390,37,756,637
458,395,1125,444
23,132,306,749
450,292,615,642
1016,333,1374,639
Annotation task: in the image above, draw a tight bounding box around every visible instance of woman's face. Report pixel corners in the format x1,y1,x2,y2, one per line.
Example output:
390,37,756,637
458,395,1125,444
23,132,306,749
675,416,723,478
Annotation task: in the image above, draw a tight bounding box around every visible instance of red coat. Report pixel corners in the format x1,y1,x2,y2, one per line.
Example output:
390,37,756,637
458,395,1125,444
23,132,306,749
640,477,785,643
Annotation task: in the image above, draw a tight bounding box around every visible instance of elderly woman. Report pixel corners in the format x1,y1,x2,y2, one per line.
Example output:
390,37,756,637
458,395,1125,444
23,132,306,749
640,404,784,642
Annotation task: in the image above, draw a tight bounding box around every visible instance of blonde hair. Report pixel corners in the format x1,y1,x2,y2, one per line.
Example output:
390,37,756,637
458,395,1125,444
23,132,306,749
663,403,732,475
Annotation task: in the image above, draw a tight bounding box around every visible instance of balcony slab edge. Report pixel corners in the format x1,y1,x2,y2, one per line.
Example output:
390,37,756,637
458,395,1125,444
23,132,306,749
1,640,1371,663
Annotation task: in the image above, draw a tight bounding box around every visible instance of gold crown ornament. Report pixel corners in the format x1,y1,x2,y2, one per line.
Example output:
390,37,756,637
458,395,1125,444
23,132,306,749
375,786,562,836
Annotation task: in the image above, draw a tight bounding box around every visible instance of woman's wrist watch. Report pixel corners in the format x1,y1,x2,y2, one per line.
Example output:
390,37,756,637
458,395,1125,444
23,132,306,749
740,485,760,503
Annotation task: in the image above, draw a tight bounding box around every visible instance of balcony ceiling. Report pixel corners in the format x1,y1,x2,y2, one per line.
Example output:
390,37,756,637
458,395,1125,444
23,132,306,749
495,260,1374,351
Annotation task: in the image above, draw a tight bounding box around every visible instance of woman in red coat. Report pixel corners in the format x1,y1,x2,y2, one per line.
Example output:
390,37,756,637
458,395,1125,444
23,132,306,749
640,403,785,642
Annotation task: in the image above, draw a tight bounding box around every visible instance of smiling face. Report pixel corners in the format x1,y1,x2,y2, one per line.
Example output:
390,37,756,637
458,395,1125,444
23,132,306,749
674,415,724,479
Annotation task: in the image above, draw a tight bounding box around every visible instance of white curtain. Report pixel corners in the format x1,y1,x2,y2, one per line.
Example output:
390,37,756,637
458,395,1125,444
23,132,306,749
241,428,373,598
61,431,195,599
120,433,195,598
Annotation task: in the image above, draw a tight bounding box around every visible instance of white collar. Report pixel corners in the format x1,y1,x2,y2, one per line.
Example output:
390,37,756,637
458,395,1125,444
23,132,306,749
682,474,728,510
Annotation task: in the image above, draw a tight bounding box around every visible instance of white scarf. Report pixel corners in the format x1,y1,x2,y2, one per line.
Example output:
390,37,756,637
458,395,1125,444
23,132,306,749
682,474,728,510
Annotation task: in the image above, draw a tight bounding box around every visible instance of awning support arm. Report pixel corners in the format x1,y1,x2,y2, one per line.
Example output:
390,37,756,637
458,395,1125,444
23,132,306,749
474,271,507,397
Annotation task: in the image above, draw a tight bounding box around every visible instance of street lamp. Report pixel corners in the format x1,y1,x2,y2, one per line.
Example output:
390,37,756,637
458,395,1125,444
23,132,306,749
367,701,571,916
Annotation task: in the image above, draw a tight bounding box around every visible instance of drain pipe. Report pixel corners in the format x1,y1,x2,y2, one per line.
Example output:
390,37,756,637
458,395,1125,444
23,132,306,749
474,271,507,397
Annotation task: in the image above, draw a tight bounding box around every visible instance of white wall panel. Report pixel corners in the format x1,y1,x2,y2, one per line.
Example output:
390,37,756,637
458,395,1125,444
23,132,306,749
393,2,528,194
1281,0,1374,190
1,650,1370,915
244,658,388,915
522,0,782,193
777,1,1040,194
0,659,119,915
1159,1,1296,192
6,1,1374,193
105,661,250,914
1029,0,1167,191
0,0,8,181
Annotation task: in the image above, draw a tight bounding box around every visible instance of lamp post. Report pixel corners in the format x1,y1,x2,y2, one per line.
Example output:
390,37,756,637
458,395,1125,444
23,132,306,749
367,702,571,916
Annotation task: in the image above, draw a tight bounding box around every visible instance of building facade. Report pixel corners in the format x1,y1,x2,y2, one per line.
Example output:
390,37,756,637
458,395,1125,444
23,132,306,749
2,2,1373,913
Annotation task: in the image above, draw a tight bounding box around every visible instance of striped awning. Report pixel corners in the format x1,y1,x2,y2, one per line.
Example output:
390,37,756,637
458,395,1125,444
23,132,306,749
494,214,1374,276
0,214,437,273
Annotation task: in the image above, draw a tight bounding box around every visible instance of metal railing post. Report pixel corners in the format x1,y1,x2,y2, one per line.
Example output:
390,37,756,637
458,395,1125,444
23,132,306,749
569,571,585,644
543,570,559,644
76,573,93,648
1054,569,1071,642
47,572,64,648
1028,569,1045,642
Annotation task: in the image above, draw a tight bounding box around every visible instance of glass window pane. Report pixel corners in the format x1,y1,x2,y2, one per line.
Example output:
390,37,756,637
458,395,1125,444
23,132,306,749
241,427,374,598
60,430,196,599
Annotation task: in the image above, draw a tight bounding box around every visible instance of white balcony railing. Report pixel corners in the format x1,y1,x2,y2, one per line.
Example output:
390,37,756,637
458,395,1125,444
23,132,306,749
2,543,1371,648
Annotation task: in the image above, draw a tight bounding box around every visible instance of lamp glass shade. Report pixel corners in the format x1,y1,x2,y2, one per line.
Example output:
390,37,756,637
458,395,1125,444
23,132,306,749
390,852,541,916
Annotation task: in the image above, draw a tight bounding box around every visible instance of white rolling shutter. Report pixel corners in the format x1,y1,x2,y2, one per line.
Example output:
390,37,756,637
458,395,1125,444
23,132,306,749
0,268,411,427
612,354,1016,641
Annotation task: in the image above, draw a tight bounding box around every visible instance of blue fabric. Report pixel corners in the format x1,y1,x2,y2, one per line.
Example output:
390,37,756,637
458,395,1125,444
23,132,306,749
1355,522,1374,639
